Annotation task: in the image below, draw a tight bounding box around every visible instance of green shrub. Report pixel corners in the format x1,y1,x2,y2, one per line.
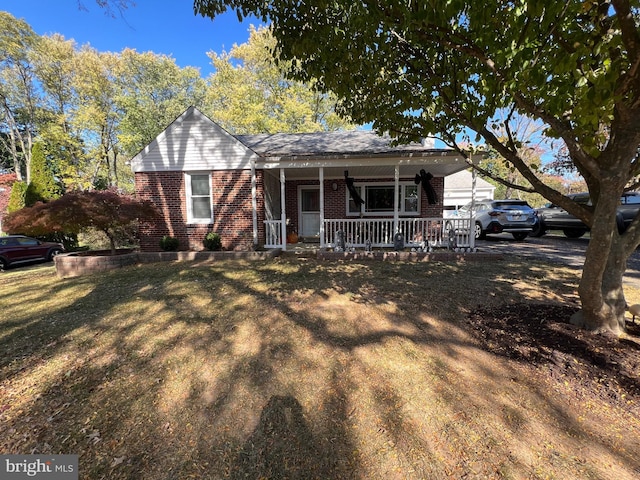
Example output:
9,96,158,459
25,142,62,206
203,232,222,251
160,235,179,251
7,181,27,213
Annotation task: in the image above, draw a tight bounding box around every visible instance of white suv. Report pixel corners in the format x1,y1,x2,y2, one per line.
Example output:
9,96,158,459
458,199,538,241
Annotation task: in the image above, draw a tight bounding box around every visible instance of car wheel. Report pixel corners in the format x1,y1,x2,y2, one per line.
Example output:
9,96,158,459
474,222,485,240
512,232,528,241
530,220,546,237
562,229,586,238
0,257,7,271
48,248,63,261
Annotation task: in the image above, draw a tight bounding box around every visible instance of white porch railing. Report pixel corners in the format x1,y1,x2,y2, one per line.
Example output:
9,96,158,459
323,217,474,249
264,217,474,250
264,220,283,248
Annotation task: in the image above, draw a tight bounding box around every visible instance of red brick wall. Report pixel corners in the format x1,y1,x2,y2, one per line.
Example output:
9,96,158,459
135,170,264,251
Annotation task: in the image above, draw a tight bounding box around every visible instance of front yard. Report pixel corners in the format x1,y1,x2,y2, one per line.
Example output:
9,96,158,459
1,257,639,479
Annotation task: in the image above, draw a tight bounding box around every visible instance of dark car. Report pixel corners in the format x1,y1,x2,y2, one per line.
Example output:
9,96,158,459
0,235,65,270
457,199,538,240
532,192,640,238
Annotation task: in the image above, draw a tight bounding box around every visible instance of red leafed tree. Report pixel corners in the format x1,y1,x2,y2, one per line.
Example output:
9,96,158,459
0,173,18,219
3,190,160,254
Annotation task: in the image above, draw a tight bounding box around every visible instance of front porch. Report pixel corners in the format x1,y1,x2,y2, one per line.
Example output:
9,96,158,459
242,136,482,253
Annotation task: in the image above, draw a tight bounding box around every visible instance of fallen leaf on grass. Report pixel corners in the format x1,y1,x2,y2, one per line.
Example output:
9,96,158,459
85,430,101,444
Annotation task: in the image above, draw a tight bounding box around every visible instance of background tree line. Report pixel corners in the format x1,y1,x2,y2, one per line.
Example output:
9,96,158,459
0,12,351,208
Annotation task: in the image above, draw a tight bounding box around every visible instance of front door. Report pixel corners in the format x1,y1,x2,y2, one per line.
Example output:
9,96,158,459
299,187,320,238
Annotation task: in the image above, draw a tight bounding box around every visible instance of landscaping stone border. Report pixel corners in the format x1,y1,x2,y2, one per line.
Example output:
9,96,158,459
55,247,501,278
55,249,283,278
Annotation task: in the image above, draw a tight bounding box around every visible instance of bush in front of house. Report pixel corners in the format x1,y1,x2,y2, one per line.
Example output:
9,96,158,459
203,232,222,251
160,235,179,251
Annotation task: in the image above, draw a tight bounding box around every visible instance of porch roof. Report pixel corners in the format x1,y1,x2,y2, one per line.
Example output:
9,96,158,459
236,130,471,178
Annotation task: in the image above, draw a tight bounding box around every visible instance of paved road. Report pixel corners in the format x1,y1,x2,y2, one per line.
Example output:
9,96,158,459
475,233,640,287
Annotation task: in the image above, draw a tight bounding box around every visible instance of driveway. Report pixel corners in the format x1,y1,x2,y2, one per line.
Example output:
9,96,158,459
475,233,640,287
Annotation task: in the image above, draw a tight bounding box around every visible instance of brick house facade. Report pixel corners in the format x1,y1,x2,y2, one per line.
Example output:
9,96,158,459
132,107,471,251
135,170,266,251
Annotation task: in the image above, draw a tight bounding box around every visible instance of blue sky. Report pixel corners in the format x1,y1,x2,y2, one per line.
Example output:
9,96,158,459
3,0,258,76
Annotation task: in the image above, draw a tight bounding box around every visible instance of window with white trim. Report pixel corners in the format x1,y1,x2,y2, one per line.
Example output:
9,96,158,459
347,183,420,216
185,172,213,223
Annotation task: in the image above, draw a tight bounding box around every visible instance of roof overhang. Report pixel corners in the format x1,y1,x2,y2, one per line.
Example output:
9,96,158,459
258,151,475,179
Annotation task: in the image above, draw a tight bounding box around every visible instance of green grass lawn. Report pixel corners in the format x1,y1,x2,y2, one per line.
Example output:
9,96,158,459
1,258,639,479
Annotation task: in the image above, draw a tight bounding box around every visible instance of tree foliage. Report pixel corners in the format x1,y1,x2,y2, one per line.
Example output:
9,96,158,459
203,26,352,133
3,190,160,254
116,49,207,156
0,11,351,195
24,142,62,206
0,11,40,182
195,0,640,334
7,180,27,213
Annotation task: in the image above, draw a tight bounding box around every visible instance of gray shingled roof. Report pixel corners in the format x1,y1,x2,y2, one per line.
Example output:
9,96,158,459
234,130,441,157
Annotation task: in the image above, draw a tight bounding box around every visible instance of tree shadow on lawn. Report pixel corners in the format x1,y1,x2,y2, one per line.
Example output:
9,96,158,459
2,259,639,478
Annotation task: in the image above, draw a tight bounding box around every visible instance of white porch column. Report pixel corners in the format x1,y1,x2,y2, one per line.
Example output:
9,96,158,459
251,159,258,247
319,167,325,248
471,166,477,249
280,168,287,251
393,165,400,234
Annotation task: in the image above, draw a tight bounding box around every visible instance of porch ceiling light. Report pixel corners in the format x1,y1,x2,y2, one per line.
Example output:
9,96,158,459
332,182,338,191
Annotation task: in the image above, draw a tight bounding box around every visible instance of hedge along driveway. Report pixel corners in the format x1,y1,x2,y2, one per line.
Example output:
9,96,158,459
1,258,639,479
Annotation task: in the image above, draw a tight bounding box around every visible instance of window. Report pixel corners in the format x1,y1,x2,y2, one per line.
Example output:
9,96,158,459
404,185,419,212
185,173,212,223
17,237,39,246
348,186,363,214
347,183,420,216
623,194,640,204
366,186,395,212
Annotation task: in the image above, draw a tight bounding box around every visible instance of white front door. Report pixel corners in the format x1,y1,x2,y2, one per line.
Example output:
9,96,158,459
299,187,320,237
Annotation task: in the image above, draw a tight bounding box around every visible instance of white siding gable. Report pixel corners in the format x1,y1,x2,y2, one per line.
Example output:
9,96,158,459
131,106,259,173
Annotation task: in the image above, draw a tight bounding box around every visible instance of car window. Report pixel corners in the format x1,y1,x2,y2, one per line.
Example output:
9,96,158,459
492,201,531,210
0,238,18,246
17,237,39,246
459,202,475,213
623,194,640,204
571,194,591,205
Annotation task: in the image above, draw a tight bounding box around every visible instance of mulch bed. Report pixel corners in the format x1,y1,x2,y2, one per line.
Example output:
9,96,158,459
466,303,640,408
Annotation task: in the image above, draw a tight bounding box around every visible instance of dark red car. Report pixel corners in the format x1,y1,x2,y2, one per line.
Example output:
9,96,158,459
0,235,65,270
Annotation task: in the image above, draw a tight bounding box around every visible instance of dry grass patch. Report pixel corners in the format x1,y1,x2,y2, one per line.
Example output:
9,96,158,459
0,258,639,479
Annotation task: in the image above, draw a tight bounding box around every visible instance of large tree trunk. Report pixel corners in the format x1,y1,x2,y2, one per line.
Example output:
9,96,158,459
571,194,632,334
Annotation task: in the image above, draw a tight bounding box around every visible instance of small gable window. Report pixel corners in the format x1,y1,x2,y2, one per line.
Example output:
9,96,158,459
185,172,213,223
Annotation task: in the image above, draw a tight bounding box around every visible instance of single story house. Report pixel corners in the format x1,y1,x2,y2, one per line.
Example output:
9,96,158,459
131,107,479,251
